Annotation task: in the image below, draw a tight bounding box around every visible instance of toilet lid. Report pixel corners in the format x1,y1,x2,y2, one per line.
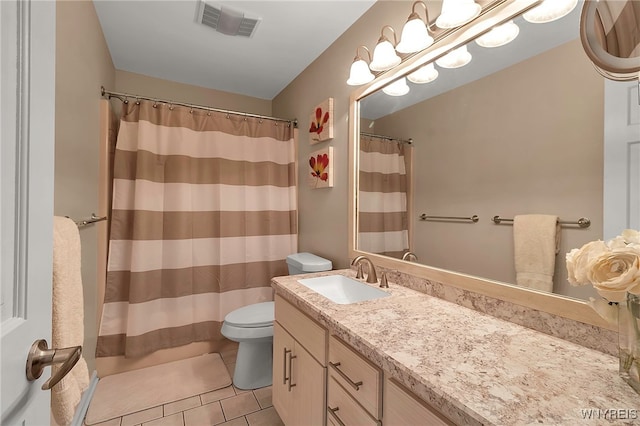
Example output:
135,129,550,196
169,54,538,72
224,301,274,328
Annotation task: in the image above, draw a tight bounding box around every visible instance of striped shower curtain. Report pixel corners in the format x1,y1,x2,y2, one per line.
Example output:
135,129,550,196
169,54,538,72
358,135,410,258
96,101,297,358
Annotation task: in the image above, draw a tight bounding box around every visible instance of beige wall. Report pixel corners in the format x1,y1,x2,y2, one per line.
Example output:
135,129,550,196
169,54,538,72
373,39,603,300
114,70,272,116
55,0,116,373
272,1,413,269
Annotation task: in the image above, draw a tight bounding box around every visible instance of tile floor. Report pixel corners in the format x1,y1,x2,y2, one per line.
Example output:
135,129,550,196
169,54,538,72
88,349,283,426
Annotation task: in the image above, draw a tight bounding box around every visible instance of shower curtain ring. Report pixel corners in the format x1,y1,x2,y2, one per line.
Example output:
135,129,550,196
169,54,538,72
169,103,174,111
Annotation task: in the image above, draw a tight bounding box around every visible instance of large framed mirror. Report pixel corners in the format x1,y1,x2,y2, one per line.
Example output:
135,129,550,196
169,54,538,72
349,0,639,329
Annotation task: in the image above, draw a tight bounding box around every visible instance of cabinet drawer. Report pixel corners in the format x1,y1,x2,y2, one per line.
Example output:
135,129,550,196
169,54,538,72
383,378,453,426
327,376,378,426
275,294,327,365
328,335,381,419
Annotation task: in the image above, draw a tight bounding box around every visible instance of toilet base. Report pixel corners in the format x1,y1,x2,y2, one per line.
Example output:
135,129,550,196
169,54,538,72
233,340,273,390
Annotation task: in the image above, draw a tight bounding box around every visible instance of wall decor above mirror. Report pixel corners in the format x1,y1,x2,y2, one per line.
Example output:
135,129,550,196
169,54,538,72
348,0,639,328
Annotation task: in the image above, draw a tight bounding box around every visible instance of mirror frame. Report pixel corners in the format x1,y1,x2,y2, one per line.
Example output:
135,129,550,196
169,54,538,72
348,0,612,330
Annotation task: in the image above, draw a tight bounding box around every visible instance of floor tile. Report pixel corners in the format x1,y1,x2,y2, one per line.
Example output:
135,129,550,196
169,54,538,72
232,384,251,395
183,402,225,426
246,407,284,426
218,418,248,426
252,387,272,409
90,418,122,426
226,362,236,379
220,393,260,420
122,407,163,426
142,412,184,426
164,396,201,416
200,386,236,405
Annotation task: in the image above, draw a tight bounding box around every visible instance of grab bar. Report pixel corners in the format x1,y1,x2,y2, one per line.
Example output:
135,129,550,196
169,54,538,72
492,215,591,228
419,214,479,223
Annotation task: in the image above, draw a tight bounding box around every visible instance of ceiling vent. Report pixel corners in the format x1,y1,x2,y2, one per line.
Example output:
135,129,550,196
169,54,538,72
197,1,261,38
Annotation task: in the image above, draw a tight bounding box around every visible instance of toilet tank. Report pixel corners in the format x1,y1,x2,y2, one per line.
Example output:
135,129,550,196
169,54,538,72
286,252,332,275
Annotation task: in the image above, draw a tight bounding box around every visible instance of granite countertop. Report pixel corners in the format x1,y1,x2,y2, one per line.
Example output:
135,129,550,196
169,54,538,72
271,269,640,426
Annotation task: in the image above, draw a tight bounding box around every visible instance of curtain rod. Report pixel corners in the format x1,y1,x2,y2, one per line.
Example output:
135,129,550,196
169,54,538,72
100,86,298,128
360,132,412,145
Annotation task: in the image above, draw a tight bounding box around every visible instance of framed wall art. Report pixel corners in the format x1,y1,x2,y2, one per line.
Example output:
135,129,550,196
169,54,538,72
309,97,333,144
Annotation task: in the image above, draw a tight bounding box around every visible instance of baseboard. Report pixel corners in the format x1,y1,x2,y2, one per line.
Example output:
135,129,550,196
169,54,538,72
72,371,99,426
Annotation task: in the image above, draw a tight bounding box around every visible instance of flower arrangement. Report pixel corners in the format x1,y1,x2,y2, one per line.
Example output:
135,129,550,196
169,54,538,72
566,229,640,394
567,229,640,303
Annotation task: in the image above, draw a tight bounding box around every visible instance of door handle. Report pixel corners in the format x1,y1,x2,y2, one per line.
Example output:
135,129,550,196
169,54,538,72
26,339,82,390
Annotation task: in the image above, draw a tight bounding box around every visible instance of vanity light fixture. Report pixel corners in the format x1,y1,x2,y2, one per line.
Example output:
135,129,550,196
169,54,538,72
369,25,402,72
407,62,439,84
396,1,435,54
435,45,472,68
382,77,410,96
347,46,375,86
475,20,520,48
523,0,578,24
435,0,481,29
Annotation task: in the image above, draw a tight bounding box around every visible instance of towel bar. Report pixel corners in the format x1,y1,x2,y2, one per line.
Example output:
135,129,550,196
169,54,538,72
492,216,591,228
419,214,479,223
67,213,107,227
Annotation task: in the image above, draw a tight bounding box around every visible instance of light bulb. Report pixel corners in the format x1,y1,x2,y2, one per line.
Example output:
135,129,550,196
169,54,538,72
475,20,519,48
347,59,375,86
435,45,472,69
407,63,438,84
397,15,434,54
382,77,410,96
435,0,481,29
370,39,402,72
523,0,578,24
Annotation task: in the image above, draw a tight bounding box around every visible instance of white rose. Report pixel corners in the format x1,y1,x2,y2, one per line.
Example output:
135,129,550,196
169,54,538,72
607,235,628,249
566,240,608,285
622,229,640,244
587,247,640,297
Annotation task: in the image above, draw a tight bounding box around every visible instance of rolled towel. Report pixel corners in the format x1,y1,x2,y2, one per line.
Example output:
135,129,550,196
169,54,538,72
513,214,560,292
52,216,90,425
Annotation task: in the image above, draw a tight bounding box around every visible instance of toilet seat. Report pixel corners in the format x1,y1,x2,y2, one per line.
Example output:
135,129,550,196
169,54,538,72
224,301,274,328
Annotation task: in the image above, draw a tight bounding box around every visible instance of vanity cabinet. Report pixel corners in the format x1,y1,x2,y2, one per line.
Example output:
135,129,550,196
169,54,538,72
273,295,327,426
382,378,453,426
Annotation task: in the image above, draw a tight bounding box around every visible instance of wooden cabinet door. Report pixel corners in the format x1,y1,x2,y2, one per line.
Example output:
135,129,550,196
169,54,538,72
273,322,296,426
291,339,326,426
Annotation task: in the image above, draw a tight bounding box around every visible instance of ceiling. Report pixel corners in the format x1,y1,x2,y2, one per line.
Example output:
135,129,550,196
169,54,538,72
93,1,376,100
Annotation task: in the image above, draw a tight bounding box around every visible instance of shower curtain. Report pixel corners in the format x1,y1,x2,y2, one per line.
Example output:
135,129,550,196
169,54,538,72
358,135,410,258
96,100,297,358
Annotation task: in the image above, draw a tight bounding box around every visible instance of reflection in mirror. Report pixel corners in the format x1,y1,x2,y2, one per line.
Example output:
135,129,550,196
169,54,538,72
580,0,640,80
356,4,617,301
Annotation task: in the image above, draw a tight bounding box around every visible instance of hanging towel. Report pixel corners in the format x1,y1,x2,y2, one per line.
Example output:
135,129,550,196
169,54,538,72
513,214,560,292
51,216,90,425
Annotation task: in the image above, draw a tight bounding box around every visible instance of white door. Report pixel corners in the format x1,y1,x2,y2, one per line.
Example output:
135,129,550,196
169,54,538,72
604,78,640,239
1,0,56,423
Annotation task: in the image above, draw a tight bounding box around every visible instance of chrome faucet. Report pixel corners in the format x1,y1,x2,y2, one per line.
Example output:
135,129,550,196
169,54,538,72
402,251,418,262
351,255,378,284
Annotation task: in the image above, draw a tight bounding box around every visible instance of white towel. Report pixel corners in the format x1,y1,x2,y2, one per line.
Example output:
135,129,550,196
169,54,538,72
52,216,90,425
513,214,560,292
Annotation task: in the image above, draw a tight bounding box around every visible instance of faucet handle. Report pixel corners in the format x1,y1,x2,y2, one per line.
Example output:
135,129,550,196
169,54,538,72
379,272,389,288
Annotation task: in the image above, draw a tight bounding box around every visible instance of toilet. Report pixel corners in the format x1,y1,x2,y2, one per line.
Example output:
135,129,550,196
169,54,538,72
221,252,332,389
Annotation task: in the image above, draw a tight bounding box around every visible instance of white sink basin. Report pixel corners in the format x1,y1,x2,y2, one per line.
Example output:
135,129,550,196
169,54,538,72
296,275,390,305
